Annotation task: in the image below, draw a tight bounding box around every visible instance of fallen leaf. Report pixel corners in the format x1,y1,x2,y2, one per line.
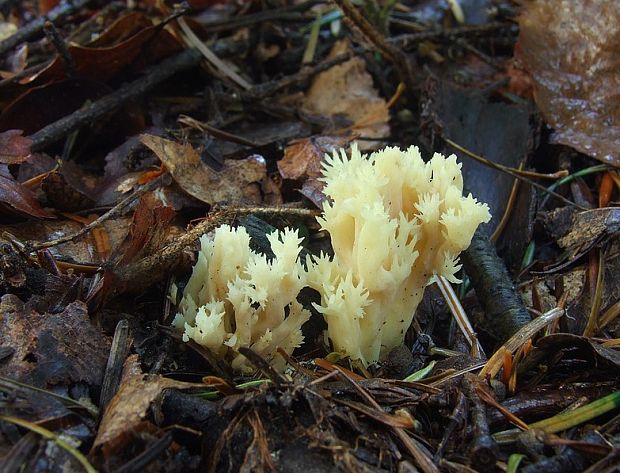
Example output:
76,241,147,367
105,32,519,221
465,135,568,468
278,135,354,181
261,175,283,206
0,129,32,164
1,44,28,80
300,179,328,209
140,134,267,205
517,0,620,165
22,15,181,87
93,354,201,455
103,133,156,182
0,174,52,218
0,22,16,43
0,217,132,265
0,79,108,134
302,40,389,147
86,12,154,48
0,79,145,154
41,170,95,212
115,192,175,265
0,295,111,388
542,207,620,255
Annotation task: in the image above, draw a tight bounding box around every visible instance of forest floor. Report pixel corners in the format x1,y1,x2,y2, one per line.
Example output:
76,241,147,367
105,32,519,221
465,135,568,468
0,1,619,472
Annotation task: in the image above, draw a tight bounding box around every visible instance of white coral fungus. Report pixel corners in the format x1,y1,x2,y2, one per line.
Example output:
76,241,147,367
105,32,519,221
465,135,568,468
172,225,310,373
173,143,490,372
306,144,491,365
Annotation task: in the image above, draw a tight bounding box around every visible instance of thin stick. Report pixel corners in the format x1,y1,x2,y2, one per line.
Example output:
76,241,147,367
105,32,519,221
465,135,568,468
29,175,168,251
335,366,440,473
177,17,252,90
0,0,94,56
99,319,130,415
445,138,587,210
112,206,318,295
29,49,203,151
490,162,524,242
0,415,97,473
43,20,76,77
436,276,484,358
332,0,417,93
479,307,564,379
248,50,355,98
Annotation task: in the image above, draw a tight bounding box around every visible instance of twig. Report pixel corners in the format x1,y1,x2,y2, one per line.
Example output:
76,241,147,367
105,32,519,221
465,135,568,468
159,325,234,382
434,392,467,461
29,49,202,151
0,415,97,473
454,37,502,69
479,307,563,379
445,138,587,210
43,20,76,77
0,0,94,57
2,432,38,473
248,50,355,98
196,0,320,33
99,319,130,416
29,175,168,251
390,22,515,50
332,0,417,94
237,347,288,387
461,225,533,344
334,366,440,473
490,162,524,242
116,433,173,473
178,115,259,147
462,374,499,471
177,17,252,90
112,206,318,295
436,276,484,358
66,2,126,44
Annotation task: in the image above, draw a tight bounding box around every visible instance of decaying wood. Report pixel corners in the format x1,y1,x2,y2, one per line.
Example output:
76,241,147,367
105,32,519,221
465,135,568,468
462,225,532,343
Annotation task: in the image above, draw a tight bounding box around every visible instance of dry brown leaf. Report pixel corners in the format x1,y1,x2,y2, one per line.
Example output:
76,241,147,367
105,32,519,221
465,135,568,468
300,178,328,209
93,354,201,455
1,217,132,265
0,130,32,164
22,14,181,87
517,0,620,165
140,134,266,205
0,174,52,218
278,135,354,181
542,207,620,255
0,295,111,388
302,41,389,147
116,191,175,265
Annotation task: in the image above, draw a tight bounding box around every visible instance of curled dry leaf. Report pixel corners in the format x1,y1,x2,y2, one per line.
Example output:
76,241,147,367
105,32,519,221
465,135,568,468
517,0,620,165
278,135,354,181
140,134,267,205
300,178,328,209
41,171,95,212
0,174,52,218
0,129,32,164
20,13,181,88
115,191,175,265
93,354,201,456
302,41,389,147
